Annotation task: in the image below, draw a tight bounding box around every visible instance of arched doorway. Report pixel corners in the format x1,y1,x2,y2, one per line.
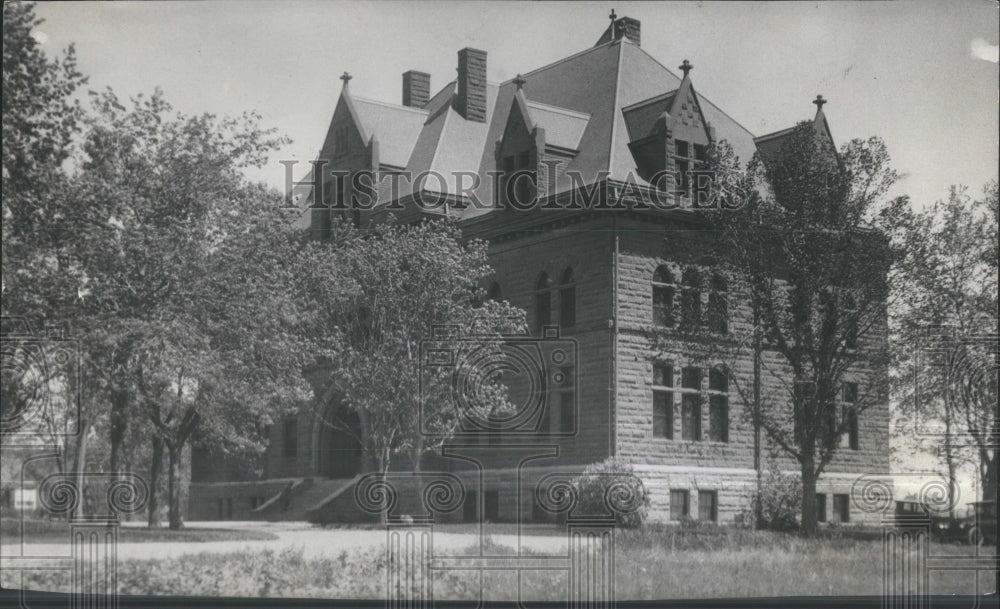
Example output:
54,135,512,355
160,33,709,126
315,400,364,478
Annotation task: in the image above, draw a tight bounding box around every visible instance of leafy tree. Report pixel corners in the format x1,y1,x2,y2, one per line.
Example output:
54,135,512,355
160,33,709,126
2,1,88,320
707,124,905,535
68,89,308,528
2,2,92,511
323,219,525,475
892,182,999,509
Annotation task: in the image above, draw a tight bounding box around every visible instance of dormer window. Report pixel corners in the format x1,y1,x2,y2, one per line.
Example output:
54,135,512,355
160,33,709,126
673,140,709,199
502,150,536,207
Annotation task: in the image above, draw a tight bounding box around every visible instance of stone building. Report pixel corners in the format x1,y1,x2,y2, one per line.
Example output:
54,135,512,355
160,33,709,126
189,15,889,525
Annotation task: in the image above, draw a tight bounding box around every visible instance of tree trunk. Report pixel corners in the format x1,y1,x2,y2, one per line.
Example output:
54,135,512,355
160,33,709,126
167,442,183,530
109,390,129,477
72,418,90,521
943,408,957,519
800,458,819,537
147,435,163,527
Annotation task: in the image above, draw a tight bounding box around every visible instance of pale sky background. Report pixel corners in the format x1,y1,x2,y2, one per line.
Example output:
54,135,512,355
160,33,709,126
30,0,999,210
27,1,998,502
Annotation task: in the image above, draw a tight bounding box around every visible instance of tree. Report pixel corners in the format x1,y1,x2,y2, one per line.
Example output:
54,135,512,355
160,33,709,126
324,219,525,475
707,124,905,535
2,2,93,511
2,1,88,321
892,182,999,510
68,89,308,528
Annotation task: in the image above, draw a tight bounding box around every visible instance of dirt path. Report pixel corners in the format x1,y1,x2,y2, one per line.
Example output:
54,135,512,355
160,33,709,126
1,521,569,562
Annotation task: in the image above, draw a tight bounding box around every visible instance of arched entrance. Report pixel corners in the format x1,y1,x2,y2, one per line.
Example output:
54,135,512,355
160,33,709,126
314,400,364,478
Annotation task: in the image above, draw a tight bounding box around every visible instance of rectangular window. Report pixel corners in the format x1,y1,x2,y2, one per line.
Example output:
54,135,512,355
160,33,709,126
709,368,729,443
676,160,689,194
681,289,701,327
484,490,500,521
653,362,674,439
282,416,298,458
682,367,702,390
843,382,859,450
653,285,674,327
560,285,576,328
535,292,551,332
842,294,859,349
682,395,701,441
817,493,827,523
708,293,728,334
832,494,850,523
698,490,718,522
670,489,690,520
709,396,728,443
653,390,673,439
681,367,701,441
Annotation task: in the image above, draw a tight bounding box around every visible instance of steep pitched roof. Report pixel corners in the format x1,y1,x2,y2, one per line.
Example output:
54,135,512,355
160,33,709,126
352,97,427,169
754,101,837,165
352,32,762,219
524,100,590,151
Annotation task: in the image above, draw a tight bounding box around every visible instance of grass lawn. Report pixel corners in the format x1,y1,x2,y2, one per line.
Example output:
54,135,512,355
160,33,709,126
0,518,278,543
2,526,992,599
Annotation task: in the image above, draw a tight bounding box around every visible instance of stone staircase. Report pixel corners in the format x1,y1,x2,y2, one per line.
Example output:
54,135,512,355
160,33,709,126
251,477,361,522
306,474,381,524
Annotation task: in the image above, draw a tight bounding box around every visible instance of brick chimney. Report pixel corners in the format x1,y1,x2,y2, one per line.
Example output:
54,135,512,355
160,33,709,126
456,48,487,123
597,13,641,47
618,17,641,46
402,70,430,108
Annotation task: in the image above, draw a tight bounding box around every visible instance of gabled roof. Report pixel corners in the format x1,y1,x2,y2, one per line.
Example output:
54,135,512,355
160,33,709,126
753,101,837,165
338,27,767,220
622,90,676,141
524,100,591,151
352,97,427,169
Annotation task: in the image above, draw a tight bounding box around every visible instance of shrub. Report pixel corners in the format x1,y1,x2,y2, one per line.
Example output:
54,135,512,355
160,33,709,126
743,465,802,532
572,458,649,529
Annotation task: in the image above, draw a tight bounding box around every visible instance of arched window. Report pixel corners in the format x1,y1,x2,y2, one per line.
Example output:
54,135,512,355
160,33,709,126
652,266,675,327
559,268,576,329
708,273,728,335
681,268,702,329
534,272,552,333
487,282,502,302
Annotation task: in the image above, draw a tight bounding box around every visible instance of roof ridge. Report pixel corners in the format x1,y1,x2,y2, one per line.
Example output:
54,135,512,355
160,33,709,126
352,96,429,115
627,43,758,140
621,90,678,114
524,99,592,120
515,38,621,82
754,124,799,142
608,40,624,179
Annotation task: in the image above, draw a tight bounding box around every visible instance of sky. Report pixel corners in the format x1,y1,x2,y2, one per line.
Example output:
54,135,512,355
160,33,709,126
30,0,999,210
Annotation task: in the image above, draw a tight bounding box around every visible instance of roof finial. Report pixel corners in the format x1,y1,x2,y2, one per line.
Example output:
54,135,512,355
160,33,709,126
340,71,352,87
813,94,826,111
513,74,526,90
609,8,617,23
679,59,693,77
